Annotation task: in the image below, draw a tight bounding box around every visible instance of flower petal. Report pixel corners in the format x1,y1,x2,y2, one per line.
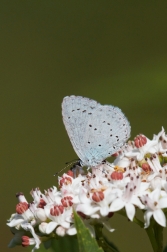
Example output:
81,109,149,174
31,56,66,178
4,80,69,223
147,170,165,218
46,221,58,234
76,204,100,215
158,197,167,209
110,198,125,212
100,206,110,216
144,210,153,228
153,209,166,227
7,217,24,227
125,203,135,221
66,226,77,235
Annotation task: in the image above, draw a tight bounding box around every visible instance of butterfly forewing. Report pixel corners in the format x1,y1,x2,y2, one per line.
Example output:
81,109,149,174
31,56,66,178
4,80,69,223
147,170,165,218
62,95,131,167
62,96,99,164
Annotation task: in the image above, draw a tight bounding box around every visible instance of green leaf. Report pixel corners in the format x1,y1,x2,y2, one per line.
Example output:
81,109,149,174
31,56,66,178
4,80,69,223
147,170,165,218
50,235,79,252
73,211,104,252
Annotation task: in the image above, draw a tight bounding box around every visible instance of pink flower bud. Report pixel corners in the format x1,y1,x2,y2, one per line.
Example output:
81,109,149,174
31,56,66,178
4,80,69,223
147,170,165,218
61,196,73,207
22,236,30,247
59,176,72,187
111,171,123,180
16,202,28,214
134,134,147,148
67,170,74,177
141,163,151,172
92,191,104,202
37,198,47,209
50,205,64,216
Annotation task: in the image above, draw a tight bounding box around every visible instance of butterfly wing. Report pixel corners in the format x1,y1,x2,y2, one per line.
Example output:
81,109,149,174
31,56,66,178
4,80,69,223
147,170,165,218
62,95,131,167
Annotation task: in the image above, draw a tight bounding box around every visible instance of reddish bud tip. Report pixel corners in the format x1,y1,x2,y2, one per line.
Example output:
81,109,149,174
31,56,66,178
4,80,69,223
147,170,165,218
37,198,47,209
59,176,72,187
111,171,123,180
134,135,147,148
92,191,104,202
61,196,73,207
67,170,74,177
22,236,30,247
50,205,64,216
16,202,29,214
141,163,151,172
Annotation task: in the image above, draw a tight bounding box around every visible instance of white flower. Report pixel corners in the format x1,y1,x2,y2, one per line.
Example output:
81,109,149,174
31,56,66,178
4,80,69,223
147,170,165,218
76,187,101,217
110,175,145,221
42,204,73,234
124,132,162,161
7,128,167,251
21,222,41,252
7,213,25,229
141,188,167,228
59,173,84,204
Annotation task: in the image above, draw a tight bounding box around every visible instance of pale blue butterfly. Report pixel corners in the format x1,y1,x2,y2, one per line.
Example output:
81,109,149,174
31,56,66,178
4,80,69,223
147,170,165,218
62,95,131,168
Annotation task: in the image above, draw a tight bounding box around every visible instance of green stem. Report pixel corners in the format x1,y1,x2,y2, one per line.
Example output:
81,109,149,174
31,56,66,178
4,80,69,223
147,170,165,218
117,210,163,251
145,218,163,252
153,221,163,252
94,223,119,252
145,225,158,252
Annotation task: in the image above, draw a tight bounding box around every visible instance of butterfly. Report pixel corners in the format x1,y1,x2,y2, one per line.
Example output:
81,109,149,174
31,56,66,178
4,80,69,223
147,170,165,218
62,95,131,168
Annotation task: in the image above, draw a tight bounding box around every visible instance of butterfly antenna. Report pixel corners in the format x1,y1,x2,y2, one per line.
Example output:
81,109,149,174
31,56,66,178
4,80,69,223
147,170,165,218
54,160,79,176
65,158,79,165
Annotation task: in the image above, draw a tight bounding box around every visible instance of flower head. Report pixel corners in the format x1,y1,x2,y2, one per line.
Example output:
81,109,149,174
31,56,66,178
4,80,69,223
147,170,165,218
7,128,167,251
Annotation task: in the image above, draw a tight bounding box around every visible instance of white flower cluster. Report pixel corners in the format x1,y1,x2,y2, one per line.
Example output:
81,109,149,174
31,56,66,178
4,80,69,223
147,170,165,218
7,128,167,252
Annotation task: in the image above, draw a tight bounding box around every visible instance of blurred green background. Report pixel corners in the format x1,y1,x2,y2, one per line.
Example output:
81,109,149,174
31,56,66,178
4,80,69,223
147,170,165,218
1,1,167,251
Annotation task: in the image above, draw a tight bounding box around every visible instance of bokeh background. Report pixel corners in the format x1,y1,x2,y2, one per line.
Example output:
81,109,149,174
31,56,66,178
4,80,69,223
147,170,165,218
1,1,167,251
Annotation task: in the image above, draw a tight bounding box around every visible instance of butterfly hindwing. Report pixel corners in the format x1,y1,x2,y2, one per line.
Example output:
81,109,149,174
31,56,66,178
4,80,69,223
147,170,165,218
62,95,131,167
